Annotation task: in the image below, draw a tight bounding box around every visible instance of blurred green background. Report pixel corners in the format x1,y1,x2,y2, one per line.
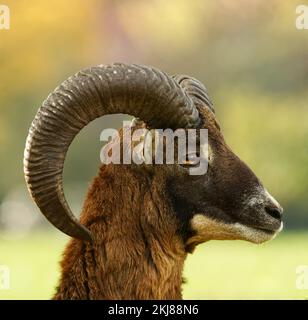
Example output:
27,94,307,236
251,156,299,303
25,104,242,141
0,0,307,299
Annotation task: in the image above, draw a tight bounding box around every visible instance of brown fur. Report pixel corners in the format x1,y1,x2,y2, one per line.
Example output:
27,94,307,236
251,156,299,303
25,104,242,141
54,165,186,299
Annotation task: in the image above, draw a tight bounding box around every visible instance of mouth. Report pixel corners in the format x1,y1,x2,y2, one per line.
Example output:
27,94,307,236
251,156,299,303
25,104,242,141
249,222,283,234
236,221,283,244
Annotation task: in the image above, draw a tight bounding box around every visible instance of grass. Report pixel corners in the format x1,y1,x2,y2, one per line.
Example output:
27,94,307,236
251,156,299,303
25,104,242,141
0,232,307,299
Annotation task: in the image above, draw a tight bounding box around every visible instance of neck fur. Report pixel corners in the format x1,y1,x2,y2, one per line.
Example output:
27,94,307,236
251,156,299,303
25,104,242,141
54,165,187,299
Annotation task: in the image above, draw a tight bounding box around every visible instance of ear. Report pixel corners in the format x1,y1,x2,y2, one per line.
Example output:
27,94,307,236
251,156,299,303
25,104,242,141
128,119,156,166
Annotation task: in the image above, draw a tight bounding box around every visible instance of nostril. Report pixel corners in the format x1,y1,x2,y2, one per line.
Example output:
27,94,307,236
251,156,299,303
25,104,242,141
265,206,282,220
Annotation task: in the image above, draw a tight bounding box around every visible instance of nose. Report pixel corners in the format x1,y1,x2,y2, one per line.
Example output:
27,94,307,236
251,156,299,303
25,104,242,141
265,204,283,220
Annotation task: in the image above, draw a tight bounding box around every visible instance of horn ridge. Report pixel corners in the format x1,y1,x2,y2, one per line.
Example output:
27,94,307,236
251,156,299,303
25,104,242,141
24,63,200,241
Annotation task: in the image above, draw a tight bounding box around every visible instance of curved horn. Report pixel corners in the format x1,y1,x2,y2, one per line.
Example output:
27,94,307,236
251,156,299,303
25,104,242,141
24,63,200,242
173,75,215,113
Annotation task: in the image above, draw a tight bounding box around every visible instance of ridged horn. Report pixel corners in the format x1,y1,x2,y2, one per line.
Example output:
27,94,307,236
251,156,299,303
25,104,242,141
173,75,215,113
24,63,200,242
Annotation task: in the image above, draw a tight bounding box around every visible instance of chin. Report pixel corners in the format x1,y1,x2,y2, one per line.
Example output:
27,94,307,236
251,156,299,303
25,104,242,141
231,222,284,244
188,214,283,246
